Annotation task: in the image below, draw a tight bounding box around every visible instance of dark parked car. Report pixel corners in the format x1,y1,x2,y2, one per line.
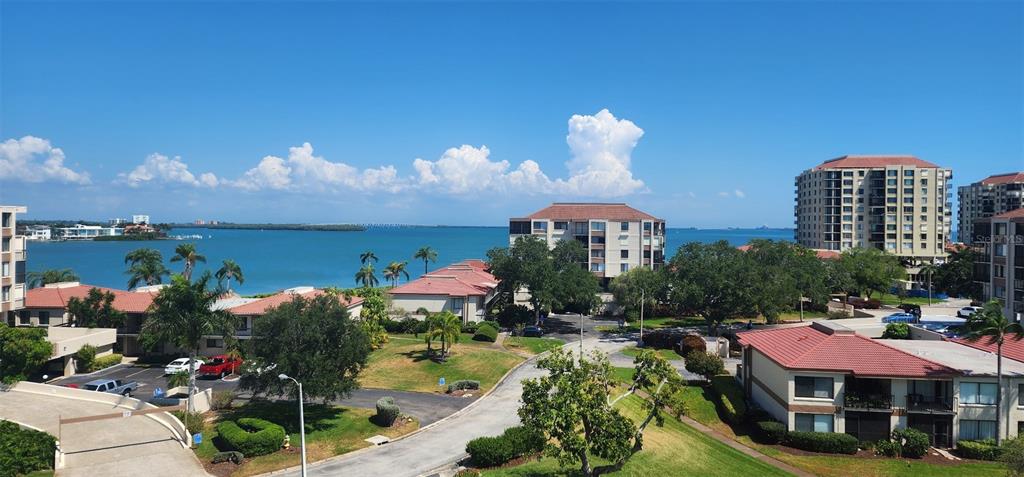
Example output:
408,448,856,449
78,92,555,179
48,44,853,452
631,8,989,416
898,304,922,316
522,326,544,337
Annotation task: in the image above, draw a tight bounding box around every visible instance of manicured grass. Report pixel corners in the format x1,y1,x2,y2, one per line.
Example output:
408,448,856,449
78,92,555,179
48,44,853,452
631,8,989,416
746,443,1005,477
620,345,683,361
877,293,946,306
504,336,565,355
360,336,524,393
481,395,791,477
193,400,418,476
25,471,54,477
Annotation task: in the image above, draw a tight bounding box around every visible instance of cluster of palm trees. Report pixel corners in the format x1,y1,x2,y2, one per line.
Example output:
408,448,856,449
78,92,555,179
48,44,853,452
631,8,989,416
26,268,79,288
423,310,461,360
124,243,243,291
353,246,438,288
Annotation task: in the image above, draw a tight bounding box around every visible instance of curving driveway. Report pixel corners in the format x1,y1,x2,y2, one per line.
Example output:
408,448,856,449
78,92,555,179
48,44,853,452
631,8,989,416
274,336,632,477
0,387,207,477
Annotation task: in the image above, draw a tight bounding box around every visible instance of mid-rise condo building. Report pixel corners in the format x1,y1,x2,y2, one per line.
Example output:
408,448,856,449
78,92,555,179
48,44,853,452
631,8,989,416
509,203,665,285
794,155,952,262
958,172,1024,244
1,206,27,322
972,208,1024,320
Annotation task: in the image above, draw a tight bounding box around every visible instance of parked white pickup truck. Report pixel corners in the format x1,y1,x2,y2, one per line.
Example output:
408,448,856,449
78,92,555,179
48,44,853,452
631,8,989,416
81,379,139,397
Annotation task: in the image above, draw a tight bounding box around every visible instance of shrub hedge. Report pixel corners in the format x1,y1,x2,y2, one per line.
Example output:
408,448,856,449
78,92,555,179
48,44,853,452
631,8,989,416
784,431,858,454
685,350,725,381
955,439,1003,461
754,421,787,444
447,380,481,393
211,451,244,464
679,334,706,357
375,396,401,426
75,344,97,372
465,425,545,468
892,428,929,458
216,418,286,457
874,439,901,457
0,420,55,476
211,390,235,410
90,353,123,371
709,375,746,424
473,324,499,342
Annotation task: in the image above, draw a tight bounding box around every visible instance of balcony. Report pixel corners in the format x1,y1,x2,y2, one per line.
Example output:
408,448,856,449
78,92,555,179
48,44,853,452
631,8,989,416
844,392,893,411
906,394,954,413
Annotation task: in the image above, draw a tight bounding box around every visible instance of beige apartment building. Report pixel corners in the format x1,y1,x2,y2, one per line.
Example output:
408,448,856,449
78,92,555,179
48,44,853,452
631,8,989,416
972,208,1024,320
959,172,1024,244
509,203,666,285
794,155,953,263
1,205,28,322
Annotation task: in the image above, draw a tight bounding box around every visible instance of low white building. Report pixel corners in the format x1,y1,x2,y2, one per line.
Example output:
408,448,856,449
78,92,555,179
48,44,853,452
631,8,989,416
25,226,51,241
388,260,497,323
56,224,123,240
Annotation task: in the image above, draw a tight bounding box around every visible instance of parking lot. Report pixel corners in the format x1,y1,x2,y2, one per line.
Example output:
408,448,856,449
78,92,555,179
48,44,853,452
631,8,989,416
52,362,240,397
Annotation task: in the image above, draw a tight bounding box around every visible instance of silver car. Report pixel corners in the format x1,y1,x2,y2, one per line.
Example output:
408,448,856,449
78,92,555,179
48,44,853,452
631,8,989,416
957,306,981,318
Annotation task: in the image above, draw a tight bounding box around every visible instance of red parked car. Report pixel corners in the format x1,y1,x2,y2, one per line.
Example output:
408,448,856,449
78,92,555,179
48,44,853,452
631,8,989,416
198,354,243,378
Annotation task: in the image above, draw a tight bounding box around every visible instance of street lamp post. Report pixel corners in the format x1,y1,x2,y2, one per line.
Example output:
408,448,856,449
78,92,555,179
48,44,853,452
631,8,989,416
279,374,307,477
579,312,584,356
638,288,645,347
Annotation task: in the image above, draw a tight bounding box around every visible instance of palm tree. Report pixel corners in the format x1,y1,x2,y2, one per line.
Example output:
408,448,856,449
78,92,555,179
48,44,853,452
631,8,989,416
918,263,941,305
125,248,169,289
383,261,410,287
360,250,378,265
169,243,206,281
424,312,440,355
435,311,462,358
168,371,190,389
413,246,438,275
961,300,1022,445
140,272,235,414
26,268,79,289
215,259,245,292
354,263,379,288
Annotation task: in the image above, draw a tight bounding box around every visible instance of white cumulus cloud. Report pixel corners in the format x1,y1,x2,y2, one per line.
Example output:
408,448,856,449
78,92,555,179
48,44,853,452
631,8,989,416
412,145,552,194
229,142,405,193
557,109,645,196
734,189,746,198
118,153,218,188
0,136,90,184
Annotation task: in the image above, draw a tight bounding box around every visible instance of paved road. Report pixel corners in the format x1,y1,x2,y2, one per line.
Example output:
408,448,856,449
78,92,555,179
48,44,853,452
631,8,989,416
0,387,206,477
276,336,632,477
52,363,238,396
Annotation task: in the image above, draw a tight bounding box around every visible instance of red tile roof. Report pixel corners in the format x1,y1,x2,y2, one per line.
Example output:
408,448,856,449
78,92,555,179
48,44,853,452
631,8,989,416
522,203,662,221
993,208,1024,220
25,284,156,313
737,324,958,378
813,155,941,170
227,289,363,316
389,260,498,297
736,244,839,260
954,334,1024,363
981,172,1024,186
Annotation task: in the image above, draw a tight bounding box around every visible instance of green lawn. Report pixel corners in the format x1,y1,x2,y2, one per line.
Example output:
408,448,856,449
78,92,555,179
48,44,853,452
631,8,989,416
877,293,946,306
482,395,791,477
193,400,418,476
504,336,566,355
746,443,1005,477
620,345,683,361
359,335,524,393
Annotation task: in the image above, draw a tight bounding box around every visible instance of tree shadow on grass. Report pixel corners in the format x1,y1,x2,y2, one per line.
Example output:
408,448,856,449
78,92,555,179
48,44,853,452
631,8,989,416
399,348,450,363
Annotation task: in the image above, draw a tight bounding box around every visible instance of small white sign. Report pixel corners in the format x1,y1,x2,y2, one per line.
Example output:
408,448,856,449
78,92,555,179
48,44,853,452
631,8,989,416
122,411,132,418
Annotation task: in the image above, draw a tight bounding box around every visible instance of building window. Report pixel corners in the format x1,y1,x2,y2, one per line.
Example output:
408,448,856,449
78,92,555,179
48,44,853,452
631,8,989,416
591,249,605,258
1,285,8,302
960,382,998,405
206,338,224,349
1,238,8,252
959,420,996,441
620,263,629,273
1,262,7,277
1019,384,1024,406
590,263,605,272
591,221,606,232
995,265,1005,278
451,297,465,313
590,236,605,245
795,376,833,398
620,250,629,259
620,222,629,232
795,414,834,433
554,221,568,230
38,311,50,326
532,221,548,232
996,244,1007,257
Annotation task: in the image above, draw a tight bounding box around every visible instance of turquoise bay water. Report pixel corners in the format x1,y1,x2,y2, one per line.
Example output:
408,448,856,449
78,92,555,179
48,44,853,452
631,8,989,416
26,227,793,294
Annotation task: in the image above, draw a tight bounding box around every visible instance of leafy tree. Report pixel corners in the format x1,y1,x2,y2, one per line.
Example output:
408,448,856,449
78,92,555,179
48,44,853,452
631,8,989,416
838,247,905,299
0,324,51,383
239,292,371,402
125,248,170,289
359,250,378,265
169,243,206,281
916,262,941,305
168,371,190,389
140,273,235,412
383,261,410,287
358,288,389,348
66,287,126,328
823,259,853,295
881,323,910,339
743,240,829,323
26,268,78,289
487,236,556,323
960,300,1022,445
427,311,462,358
519,347,681,476
609,267,665,321
550,240,600,314
355,263,379,288
683,350,725,380
934,248,983,300
215,259,245,292
413,246,438,275
667,241,755,334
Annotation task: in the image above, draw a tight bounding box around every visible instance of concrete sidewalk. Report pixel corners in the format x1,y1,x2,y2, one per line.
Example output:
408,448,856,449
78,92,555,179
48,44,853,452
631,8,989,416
0,388,208,477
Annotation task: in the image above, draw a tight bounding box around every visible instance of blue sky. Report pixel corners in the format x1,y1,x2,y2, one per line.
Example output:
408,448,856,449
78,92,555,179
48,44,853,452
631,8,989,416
1,1,1021,227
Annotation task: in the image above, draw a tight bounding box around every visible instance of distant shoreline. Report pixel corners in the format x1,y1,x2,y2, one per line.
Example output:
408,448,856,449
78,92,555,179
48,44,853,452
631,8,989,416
170,223,366,232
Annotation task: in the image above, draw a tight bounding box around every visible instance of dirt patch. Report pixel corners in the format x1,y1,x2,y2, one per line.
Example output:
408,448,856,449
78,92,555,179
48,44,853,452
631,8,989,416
203,459,242,477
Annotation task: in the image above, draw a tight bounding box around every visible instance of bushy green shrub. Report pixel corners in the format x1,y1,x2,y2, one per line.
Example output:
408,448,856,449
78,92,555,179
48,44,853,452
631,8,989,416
211,390,235,410
495,305,532,329
679,334,706,357
462,322,479,334
874,439,901,457
465,426,544,467
881,323,910,339
685,350,725,381
454,469,481,477
892,428,929,458
375,396,400,426
211,450,243,464
172,410,206,435
480,320,501,331
400,317,422,334
956,439,1003,461
90,353,123,371
473,323,499,342
1000,436,1024,475
785,431,858,454
216,418,286,457
709,375,746,424
754,421,787,444
827,310,851,320
0,420,56,476
382,318,404,333
75,344,97,372
447,380,481,393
